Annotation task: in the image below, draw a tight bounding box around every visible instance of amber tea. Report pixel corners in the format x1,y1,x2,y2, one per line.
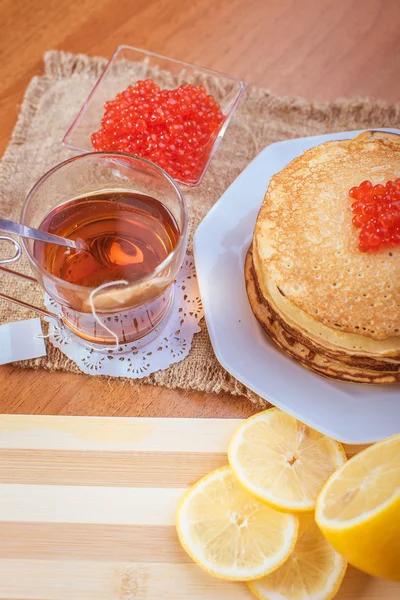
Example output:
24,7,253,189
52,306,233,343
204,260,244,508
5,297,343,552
32,190,181,345
34,191,180,288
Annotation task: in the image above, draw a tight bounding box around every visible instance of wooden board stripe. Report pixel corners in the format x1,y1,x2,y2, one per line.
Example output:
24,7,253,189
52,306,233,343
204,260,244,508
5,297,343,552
0,559,253,600
0,449,227,488
0,484,182,526
0,523,188,563
0,415,240,453
0,415,367,453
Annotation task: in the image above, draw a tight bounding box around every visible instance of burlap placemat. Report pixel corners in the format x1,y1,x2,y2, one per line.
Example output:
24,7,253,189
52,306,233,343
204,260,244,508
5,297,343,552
1,50,399,405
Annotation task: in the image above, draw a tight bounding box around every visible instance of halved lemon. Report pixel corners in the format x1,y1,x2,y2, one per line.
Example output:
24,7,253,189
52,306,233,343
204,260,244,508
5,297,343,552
228,409,346,512
176,466,298,580
249,514,347,600
316,433,400,581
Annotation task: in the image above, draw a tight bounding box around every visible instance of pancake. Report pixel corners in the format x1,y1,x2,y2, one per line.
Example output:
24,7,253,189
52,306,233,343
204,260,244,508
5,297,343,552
249,134,400,384
352,130,400,145
246,247,400,384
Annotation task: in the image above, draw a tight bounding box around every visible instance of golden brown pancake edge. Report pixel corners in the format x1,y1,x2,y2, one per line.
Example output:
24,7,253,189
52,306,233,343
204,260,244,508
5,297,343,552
245,245,400,384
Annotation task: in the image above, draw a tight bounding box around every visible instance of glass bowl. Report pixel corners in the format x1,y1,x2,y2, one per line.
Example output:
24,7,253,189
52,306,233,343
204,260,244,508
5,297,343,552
62,45,247,187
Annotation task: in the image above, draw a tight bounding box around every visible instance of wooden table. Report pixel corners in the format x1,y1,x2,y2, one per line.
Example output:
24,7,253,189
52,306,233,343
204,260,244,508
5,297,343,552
0,0,399,420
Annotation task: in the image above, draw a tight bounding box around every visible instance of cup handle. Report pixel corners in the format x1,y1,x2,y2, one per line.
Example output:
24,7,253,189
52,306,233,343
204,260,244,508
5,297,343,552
0,240,64,327
0,236,22,265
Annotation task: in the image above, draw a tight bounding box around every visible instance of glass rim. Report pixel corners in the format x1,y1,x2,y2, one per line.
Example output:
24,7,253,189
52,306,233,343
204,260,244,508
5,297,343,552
21,151,188,294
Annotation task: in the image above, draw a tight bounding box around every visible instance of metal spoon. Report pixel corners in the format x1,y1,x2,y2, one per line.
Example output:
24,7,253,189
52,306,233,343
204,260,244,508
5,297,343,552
0,218,85,250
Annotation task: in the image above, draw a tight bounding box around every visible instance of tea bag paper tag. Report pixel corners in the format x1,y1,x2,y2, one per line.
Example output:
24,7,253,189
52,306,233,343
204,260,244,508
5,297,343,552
0,318,47,365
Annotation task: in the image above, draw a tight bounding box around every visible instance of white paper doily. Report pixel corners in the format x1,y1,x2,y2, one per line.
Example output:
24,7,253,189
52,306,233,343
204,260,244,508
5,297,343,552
44,256,203,378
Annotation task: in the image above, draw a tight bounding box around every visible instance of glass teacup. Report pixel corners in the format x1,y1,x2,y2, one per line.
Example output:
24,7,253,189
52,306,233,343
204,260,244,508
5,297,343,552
0,153,188,349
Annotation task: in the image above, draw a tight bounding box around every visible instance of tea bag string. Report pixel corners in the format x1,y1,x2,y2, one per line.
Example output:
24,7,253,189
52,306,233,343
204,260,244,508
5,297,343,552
89,279,129,351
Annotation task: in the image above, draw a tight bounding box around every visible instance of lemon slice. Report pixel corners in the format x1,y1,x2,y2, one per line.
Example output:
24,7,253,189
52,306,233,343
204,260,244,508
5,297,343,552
228,409,346,512
249,514,347,600
176,466,298,580
316,433,400,582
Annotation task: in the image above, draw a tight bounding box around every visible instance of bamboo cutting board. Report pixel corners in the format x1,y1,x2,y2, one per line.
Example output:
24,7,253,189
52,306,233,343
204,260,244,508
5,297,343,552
0,415,398,600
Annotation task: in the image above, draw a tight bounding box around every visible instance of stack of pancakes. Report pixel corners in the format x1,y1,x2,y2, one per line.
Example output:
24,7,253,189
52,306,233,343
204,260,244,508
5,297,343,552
246,131,400,384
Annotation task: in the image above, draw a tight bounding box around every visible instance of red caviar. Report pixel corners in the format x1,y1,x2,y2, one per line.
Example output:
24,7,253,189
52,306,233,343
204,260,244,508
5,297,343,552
349,178,400,252
91,79,225,184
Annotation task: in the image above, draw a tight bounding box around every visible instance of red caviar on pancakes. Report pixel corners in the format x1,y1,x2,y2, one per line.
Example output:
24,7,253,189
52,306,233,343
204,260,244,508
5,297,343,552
91,79,225,184
349,178,400,251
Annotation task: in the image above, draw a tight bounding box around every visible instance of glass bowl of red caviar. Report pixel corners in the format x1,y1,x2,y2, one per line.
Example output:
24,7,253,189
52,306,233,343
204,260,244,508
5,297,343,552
63,45,247,187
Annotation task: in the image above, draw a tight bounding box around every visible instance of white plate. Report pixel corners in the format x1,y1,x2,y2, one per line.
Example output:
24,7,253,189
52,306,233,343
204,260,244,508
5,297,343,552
194,128,400,444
